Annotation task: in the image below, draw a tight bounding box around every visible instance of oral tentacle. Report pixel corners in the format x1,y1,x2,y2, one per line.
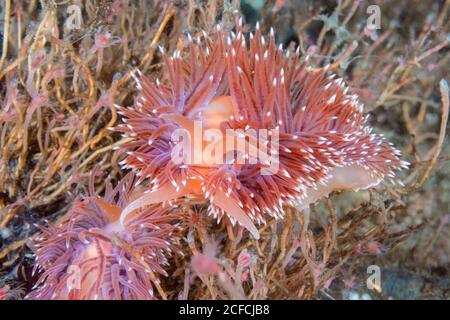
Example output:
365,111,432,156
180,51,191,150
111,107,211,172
120,184,187,224
160,113,195,133
91,198,123,223
212,190,260,240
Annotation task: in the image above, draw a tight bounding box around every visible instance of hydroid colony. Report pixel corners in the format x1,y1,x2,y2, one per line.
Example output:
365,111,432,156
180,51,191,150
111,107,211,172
28,20,408,299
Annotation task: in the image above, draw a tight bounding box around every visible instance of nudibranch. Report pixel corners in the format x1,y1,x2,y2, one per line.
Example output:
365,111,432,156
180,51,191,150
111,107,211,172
116,21,408,239
27,174,180,300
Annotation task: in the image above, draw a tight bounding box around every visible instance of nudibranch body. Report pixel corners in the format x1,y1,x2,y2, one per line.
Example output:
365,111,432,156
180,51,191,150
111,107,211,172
27,174,180,300
116,21,408,239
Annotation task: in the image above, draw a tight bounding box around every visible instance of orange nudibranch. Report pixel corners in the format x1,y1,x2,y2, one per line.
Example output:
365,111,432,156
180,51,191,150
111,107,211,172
115,22,408,239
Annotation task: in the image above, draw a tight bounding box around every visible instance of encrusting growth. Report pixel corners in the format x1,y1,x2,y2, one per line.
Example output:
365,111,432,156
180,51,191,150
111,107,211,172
115,20,409,239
